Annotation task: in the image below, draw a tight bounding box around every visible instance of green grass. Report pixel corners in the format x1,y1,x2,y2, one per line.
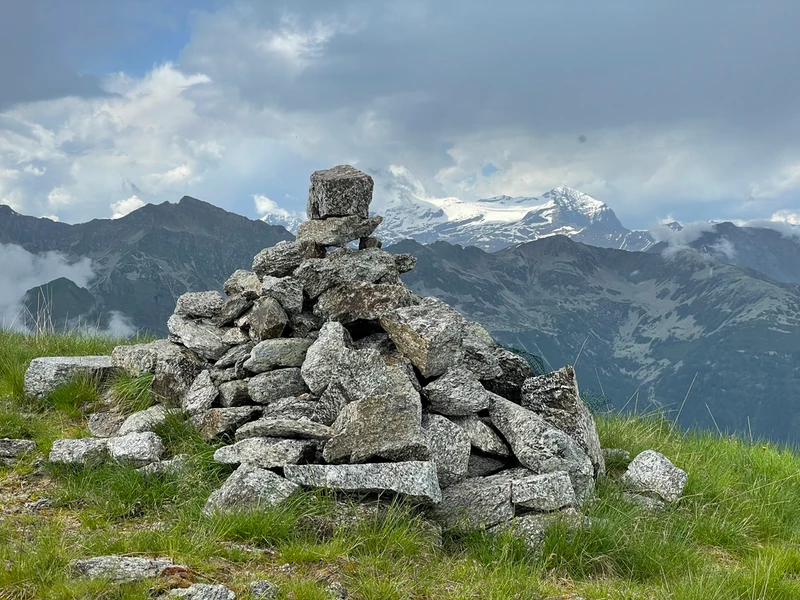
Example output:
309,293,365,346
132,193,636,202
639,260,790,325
4,331,800,599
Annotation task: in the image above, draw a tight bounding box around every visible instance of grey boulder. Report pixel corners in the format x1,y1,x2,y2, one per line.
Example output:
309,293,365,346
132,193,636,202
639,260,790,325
49,438,108,465
620,450,688,503
296,215,383,247
224,269,262,296
424,367,492,416
306,164,374,219
429,476,513,531
218,380,251,407
246,297,288,340
243,338,312,373
182,370,218,416
88,411,126,438
235,417,334,441
252,240,325,279
107,432,164,466
117,405,169,435
450,414,510,457
205,464,299,515
314,282,418,323
260,276,304,315
69,555,178,582
294,248,401,299
482,347,536,403
490,469,577,512
23,356,118,400
169,584,235,600
421,414,470,488
248,368,309,404
213,437,317,469
194,406,262,441
174,291,225,319
300,322,352,395
167,315,230,362
0,438,37,459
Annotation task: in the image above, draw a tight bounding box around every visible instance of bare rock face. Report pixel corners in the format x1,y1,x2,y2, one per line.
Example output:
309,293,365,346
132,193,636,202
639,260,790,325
450,414,510,457
246,297,288,340
69,555,179,582
297,215,383,247
380,297,466,378
521,365,605,476
107,432,165,466
23,356,118,400
167,315,230,362
294,249,401,299
307,164,374,220
429,476,513,531
204,463,299,515
243,338,312,373
284,461,441,504
421,414,470,488
620,450,688,503
261,276,304,315
49,438,109,465
224,269,262,296
214,437,317,469
252,240,325,279
314,282,418,323
174,291,225,319
183,370,218,416
424,367,492,416
248,368,309,404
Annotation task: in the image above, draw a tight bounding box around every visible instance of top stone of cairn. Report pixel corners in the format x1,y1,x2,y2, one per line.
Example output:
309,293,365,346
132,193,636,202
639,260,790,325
307,165,374,220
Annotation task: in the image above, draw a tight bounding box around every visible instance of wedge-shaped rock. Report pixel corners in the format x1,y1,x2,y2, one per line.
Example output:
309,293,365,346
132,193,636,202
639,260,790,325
467,454,507,477
49,438,108,465
620,450,688,503
246,297,288,340
218,380,251,407
294,249,401,299
204,464,299,516
261,395,317,420
0,438,36,459
167,315,230,361
306,164,374,219
422,414,470,488
182,370,218,416
194,406,262,441
249,368,309,404
489,396,595,502
521,365,605,476
224,269,262,296
118,405,169,435
69,555,178,582
244,338,312,373
214,437,316,469
261,276,304,315
314,282,418,323
429,476,513,530
174,291,225,319
235,417,334,441
169,583,235,599
380,297,465,378
214,294,254,327
253,240,325,279
461,324,502,379
107,431,164,466
424,367,491,416
297,215,383,247
482,348,536,403
24,356,118,400
284,461,441,504
451,414,510,457
489,469,577,512
393,253,417,274
300,322,352,395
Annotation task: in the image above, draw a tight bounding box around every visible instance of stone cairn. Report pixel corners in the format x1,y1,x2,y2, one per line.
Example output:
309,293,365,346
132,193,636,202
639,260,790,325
27,165,688,548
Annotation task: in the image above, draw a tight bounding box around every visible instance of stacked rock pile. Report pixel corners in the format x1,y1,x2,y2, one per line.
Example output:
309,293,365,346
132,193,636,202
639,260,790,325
28,165,687,541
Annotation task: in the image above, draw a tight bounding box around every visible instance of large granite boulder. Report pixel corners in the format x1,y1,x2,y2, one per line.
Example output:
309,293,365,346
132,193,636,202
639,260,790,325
314,282,418,323
620,450,688,503
107,432,165,466
297,215,383,247
24,356,118,399
204,464,299,515
421,414,470,488
306,164,374,219
193,406,262,441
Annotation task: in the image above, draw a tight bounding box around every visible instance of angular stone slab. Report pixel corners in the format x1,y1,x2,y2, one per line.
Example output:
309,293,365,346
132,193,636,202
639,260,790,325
174,291,225,319
213,294,254,327
461,323,502,379
314,282,418,323
243,338,312,373
297,215,383,247
490,469,577,512
167,315,230,362
307,164,374,220
204,464,299,516
118,405,170,435
235,417,334,441
294,248,401,299
422,414,470,488
467,454,507,478
428,476,513,531
252,240,325,279
248,368,309,404
450,414,510,457
620,450,688,503
214,437,317,469
224,269,262,296
49,438,109,465
194,406,262,441
393,253,417,274
284,461,441,504
0,438,36,459
218,380,251,407
380,297,466,378
300,322,352,395
261,276,304,315
261,395,317,421
107,432,164,466
24,356,118,400
169,583,236,599
246,296,288,340
69,555,178,582
489,508,586,553
424,367,491,416
183,370,218,416
482,347,536,403
214,342,256,370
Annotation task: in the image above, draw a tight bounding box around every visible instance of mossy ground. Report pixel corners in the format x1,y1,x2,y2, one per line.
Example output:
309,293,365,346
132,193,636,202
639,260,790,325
2,330,800,599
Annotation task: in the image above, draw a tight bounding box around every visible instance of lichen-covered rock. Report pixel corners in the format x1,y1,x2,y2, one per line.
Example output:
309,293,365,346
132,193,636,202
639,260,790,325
194,406,262,441
174,291,225,319
137,454,189,476
183,370,218,416
88,411,126,437
23,356,118,399
107,431,164,466
300,322,352,395
246,297,288,340
235,417,334,441
213,294,254,327
69,555,178,582
294,249,401,299
306,164,374,220
284,461,441,504
224,269,262,296
314,282,418,323
482,347,536,403
169,583,235,600
0,438,36,459
424,367,491,416
248,368,309,404
249,580,279,599
521,365,605,476
490,469,577,512
204,464,299,515
260,276,304,315
261,395,317,420
118,405,169,435
167,315,230,361
450,414,510,457
489,396,595,502
49,438,108,465
213,437,316,469
422,414,470,488
429,476,513,530
380,297,466,378
218,380,251,407
620,450,688,503
243,338,312,373
297,215,383,247
253,240,325,279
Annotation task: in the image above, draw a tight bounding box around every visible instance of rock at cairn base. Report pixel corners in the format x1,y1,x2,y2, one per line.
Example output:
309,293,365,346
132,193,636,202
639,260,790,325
69,555,179,582
204,463,299,515
620,450,687,503
24,356,118,399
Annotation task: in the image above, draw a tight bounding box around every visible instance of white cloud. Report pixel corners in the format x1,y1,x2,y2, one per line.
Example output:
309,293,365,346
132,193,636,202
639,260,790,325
111,195,146,219
771,210,800,225
254,193,291,217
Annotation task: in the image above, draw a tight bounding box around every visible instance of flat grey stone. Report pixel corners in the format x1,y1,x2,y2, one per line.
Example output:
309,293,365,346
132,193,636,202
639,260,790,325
218,380,251,407
261,276,304,315
174,291,225,319
69,555,178,582
118,405,169,435
87,411,126,437
314,282,418,323
620,450,688,503
137,454,189,476
183,370,218,416
252,240,325,279
0,438,36,459
224,269,262,296
467,454,507,477
169,583,235,599
248,368,309,404
167,315,230,362
380,297,466,378
249,580,279,599
300,322,352,395
246,296,288,340
261,395,318,420
204,464,299,516
213,437,317,469
294,248,401,299
194,406,262,441
429,476,513,531
107,432,164,466
244,338,312,373
297,214,383,247
450,414,510,457
422,414,470,488
49,438,108,465
235,417,333,441
424,367,492,416
284,461,441,504
23,356,118,400
489,508,586,553
494,470,577,512
307,164,374,219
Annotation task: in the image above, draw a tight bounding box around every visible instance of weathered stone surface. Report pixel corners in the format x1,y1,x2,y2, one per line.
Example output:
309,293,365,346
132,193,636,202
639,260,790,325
393,253,417,274
489,396,595,502
422,414,470,488
482,348,536,403
249,580,279,599
243,338,312,373
194,407,262,441
424,367,491,416
221,327,250,346
380,297,465,378
429,476,513,530
214,437,316,469
218,380,251,407
498,470,577,512
467,454,507,477
118,405,169,435
314,282,418,323
622,492,667,511
210,367,238,384
23,356,118,400
490,508,585,553
521,365,605,476
137,454,189,476
107,432,164,466
253,240,325,279
215,343,257,370
69,555,178,582
261,276,304,315
603,448,632,467
167,315,230,361
300,322,352,395
620,450,688,503
450,414,510,457
461,324,502,379
205,464,299,516
49,438,108,464
359,236,382,249
246,297,288,340
236,417,333,441
261,395,317,420
288,311,323,338
224,269,262,296
88,411,126,437
0,438,36,459
183,371,218,416
248,368,309,404
294,249,401,299
112,342,162,376
284,461,441,504
297,215,383,247
174,291,225,319
169,583,235,600
307,164,374,220
214,294,254,327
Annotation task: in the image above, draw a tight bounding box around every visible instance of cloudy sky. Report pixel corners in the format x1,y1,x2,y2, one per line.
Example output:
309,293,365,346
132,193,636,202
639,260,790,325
1,0,799,229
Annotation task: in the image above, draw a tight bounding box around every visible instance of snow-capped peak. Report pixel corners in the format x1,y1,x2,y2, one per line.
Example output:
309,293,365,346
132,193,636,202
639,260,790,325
539,186,610,220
